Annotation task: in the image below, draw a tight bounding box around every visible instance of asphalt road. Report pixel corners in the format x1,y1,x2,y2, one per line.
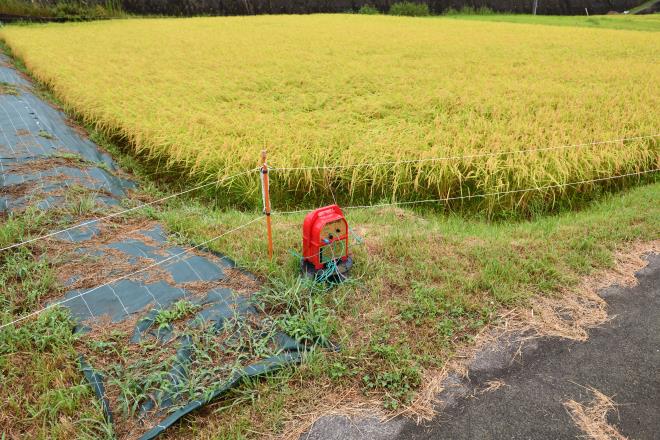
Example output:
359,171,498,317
304,253,659,440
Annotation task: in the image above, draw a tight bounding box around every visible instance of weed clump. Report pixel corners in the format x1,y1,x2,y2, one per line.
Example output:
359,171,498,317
0,80,19,96
357,4,380,14
443,6,495,15
389,1,430,16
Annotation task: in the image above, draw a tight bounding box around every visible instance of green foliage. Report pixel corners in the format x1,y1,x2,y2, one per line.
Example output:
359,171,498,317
0,210,52,253
0,0,52,16
38,129,54,139
448,13,660,32
357,4,380,14
362,365,421,409
0,247,58,314
153,300,201,329
0,0,124,20
444,6,494,15
389,1,430,16
362,339,422,409
256,278,335,346
0,308,76,354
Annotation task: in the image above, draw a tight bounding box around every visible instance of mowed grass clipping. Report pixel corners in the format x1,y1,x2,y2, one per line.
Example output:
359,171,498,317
1,15,658,214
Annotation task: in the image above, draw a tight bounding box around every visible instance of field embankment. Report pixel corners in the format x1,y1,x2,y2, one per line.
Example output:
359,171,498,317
451,12,660,31
1,15,658,216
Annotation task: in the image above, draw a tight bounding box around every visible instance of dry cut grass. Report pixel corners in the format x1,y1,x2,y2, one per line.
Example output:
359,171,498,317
564,387,627,440
0,15,658,214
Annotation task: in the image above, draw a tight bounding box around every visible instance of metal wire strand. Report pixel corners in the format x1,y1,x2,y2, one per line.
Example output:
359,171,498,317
0,215,264,330
267,134,659,172
0,168,260,253
273,168,659,215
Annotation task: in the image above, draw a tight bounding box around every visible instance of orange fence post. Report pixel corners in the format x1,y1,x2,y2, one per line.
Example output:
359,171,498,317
260,150,274,260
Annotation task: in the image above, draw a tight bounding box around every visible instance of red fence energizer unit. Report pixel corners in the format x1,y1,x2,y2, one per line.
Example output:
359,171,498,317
302,205,350,274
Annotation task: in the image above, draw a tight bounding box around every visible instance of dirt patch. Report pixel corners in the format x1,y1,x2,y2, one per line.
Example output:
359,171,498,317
0,170,113,206
0,177,73,206
42,218,178,289
54,246,173,291
0,180,39,199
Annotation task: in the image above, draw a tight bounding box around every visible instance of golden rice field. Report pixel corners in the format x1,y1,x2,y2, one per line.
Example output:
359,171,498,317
1,15,658,214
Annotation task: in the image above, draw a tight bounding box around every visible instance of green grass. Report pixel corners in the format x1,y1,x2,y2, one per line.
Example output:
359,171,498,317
0,80,19,95
0,207,114,439
1,157,658,436
445,13,660,32
151,178,659,436
152,299,200,329
389,1,430,16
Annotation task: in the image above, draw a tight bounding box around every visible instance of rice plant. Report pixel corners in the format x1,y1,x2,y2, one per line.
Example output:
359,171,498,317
1,15,657,215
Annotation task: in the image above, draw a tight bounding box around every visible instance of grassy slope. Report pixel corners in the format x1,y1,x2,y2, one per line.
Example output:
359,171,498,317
3,166,656,437
0,209,114,438
445,12,660,32
156,181,659,437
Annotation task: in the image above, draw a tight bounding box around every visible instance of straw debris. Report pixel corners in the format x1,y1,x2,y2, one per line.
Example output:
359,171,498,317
564,387,627,440
276,241,658,438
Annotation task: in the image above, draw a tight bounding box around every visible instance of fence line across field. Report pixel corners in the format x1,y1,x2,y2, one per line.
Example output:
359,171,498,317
273,168,660,215
270,168,660,261
267,134,659,172
0,215,265,331
1,170,657,329
0,168,260,253
0,133,657,252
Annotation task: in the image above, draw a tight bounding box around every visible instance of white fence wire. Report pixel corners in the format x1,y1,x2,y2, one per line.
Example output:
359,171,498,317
2,133,657,252
1,134,658,329
0,215,264,330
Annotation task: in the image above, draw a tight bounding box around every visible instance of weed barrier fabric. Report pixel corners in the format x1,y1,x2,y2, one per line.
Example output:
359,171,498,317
0,54,134,212
60,225,303,439
0,55,304,438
